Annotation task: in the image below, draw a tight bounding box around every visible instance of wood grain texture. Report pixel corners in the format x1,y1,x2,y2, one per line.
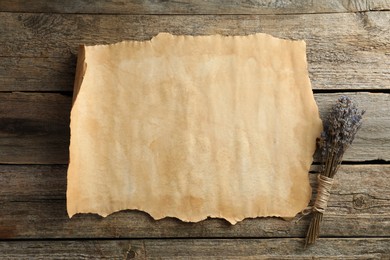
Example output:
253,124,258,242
145,238,390,259
1,1,388,258
0,12,389,91
0,240,145,259
315,93,390,162
0,92,70,164
0,57,76,92
0,0,389,14
0,238,389,259
0,92,387,164
0,164,388,239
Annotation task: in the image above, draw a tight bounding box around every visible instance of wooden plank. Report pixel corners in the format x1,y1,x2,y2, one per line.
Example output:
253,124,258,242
315,93,390,162
144,238,390,259
0,0,389,14
0,164,388,239
0,165,65,201
0,12,389,91
0,238,388,259
0,92,70,164
0,240,145,259
0,92,388,164
0,57,75,92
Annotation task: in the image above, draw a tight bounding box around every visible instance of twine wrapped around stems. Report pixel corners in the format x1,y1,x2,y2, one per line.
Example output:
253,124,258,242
304,175,333,247
304,96,364,248
313,175,334,213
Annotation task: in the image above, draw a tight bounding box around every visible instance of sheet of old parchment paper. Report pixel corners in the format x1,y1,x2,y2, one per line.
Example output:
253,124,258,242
67,33,322,224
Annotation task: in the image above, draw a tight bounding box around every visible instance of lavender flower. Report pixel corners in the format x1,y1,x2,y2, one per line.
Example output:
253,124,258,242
318,96,365,178
305,96,365,247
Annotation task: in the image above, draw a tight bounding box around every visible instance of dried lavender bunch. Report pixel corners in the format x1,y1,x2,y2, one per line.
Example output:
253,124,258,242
305,96,365,247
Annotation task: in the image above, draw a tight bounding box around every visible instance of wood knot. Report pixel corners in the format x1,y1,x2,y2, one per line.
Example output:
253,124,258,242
353,194,368,209
126,249,136,259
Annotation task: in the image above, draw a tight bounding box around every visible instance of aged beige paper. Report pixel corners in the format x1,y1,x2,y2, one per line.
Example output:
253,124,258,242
67,33,322,224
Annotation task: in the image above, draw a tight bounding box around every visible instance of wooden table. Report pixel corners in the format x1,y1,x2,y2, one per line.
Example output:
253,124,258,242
0,1,389,258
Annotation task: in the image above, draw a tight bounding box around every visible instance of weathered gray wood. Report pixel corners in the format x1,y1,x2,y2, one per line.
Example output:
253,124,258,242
0,238,388,259
0,164,388,239
0,3,387,258
144,238,390,259
315,93,390,162
0,0,389,14
0,12,389,91
0,240,145,259
0,92,387,164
